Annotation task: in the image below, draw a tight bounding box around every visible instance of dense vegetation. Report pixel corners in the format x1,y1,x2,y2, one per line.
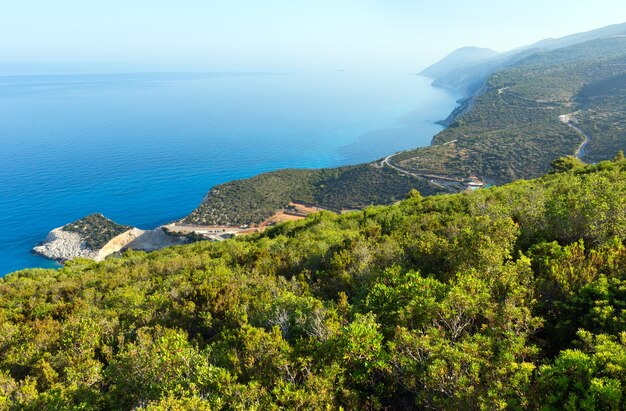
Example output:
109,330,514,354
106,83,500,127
185,36,625,226
577,71,626,162
5,159,626,409
61,214,132,250
184,165,442,225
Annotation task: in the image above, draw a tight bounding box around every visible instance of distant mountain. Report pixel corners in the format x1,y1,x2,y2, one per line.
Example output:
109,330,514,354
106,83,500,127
525,22,626,51
422,22,626,96
419,46,499,79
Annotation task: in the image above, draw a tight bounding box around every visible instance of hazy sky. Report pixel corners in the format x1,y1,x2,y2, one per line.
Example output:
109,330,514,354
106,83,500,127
1,0,625,72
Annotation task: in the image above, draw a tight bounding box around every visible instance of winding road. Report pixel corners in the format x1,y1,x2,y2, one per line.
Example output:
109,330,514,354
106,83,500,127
559,114,591,160
381,142,463,191
381,153,450,188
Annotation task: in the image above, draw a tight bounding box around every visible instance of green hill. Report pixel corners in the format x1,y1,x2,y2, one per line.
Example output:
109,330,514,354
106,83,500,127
183,164,446,226
5,159,626,409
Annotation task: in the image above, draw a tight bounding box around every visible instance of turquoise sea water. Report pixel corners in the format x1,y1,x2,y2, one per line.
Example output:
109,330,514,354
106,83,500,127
0,70,460,275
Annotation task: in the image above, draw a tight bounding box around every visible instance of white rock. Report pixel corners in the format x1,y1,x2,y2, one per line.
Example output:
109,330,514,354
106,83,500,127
34,225,190,263
33,227,99,261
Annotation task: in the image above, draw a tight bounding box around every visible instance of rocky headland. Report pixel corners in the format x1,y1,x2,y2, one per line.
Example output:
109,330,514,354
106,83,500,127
33,214,189,262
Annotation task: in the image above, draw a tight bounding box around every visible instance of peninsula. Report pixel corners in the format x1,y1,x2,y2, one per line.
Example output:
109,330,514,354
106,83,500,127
33,214,189,262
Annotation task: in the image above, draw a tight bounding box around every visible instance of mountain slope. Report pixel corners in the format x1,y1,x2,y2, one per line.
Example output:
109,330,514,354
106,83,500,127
575,70,626,162
6,159,626,409
528,21,626,50
183,164,446,225
392,36,626,184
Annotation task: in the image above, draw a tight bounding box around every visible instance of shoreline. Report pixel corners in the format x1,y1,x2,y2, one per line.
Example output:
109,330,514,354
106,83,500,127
108,79,464,234
19,79,467,272
150,81,466,232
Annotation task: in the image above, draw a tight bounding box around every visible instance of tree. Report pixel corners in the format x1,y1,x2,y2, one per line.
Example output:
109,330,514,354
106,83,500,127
551,156,585,172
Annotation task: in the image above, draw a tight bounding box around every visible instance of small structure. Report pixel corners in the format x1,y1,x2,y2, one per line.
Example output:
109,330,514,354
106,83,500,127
466,176,486,191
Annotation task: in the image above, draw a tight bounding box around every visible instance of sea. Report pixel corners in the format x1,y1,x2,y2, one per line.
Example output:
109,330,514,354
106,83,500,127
0,69,460,276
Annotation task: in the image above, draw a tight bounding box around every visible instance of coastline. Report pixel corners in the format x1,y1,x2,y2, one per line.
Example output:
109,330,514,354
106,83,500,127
31,79,469,267
3,74,464,275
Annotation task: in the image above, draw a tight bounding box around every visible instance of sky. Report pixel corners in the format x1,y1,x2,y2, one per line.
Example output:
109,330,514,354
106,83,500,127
0,0,625,72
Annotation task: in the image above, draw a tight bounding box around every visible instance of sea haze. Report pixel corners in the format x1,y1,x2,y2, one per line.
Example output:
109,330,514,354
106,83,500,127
0,70,460,275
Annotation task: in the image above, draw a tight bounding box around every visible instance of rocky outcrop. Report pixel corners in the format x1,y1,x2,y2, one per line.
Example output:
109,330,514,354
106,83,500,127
97,228,144,259
34,217,190,263
33,228,100,261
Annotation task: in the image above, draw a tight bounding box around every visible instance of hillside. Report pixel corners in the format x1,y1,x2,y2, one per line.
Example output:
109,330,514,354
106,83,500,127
183,164,447,226
184,35,626,226
393,36,626,184
575,71,626,162
5,159,626,409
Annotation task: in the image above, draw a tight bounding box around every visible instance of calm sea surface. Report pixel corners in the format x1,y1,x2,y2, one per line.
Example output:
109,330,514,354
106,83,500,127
0,70,460,275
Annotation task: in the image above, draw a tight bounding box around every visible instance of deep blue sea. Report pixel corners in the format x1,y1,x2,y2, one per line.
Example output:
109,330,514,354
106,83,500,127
0,70,460,275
